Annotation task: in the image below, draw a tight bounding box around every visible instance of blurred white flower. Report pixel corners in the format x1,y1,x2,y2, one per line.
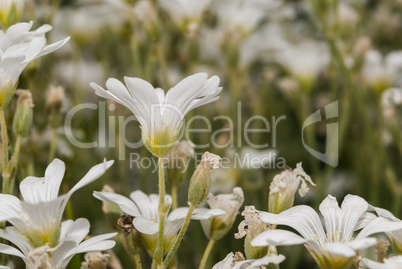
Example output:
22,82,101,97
337,2,359,26
363,256,402,269
212,0,280,35
0,218,116,269
201,187,244,240
362,50,402,91
276,40,329,86
238,148,277,169
0,0,24,26
212,252,285,269
0,22,69,106
0,158,114,248
159,0,210,30
253,195,402,269
91,73,222,157
382,87,402,108
93,190,225,256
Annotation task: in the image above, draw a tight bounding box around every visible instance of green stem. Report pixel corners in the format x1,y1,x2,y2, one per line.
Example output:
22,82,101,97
49,128,57,163
172,185,178,210
133,253,142,269
0,109,9,194
157,157,166,265
162,203,196,268
199,239,215,269
9,135,22,194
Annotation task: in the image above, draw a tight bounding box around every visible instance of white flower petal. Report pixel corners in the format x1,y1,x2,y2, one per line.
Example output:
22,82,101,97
356,217,402,240
60,218,90,243
0,243,25,259
325,243,356,258
362,258,397,269
93,191,141,217
133,217,159,235
191,208,226,220
347,237,376,250
259,206,326,242
251,229,306,247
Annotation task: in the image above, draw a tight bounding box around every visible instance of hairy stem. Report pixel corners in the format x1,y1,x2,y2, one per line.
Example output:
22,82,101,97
162,203,196,268
157,157,166,265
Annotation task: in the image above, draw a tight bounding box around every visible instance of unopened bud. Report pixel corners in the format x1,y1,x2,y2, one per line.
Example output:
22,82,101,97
167,141,195,186
188,152,221,205
12,89,33,137
45,85,65,128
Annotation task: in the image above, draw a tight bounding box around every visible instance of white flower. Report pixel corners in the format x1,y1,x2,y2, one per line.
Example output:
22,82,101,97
363,256,402,269
252,195,402,269
0,218,117,269
90,73,221,156
93,190,225,256
0,22,69,106
382,88,402,108
212,252,285,269
0,158,114,248
238,148,277,169
201,187,244,240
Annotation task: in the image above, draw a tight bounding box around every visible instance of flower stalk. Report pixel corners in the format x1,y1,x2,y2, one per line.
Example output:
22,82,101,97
199,239,215,269
157,157,168,265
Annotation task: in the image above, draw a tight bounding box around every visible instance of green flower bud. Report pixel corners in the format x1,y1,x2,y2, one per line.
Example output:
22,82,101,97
268,163,315,214
188,152,221,206
12,89,33,137
167,141,195,186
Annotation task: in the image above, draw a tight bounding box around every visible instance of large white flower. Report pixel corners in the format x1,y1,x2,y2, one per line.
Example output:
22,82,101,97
90,73,221,157
252,195,402,269
0,158,114,248
0,21,70,106
212,252,285,269
0,218,117,269
363,256,402,269
93,189,225,256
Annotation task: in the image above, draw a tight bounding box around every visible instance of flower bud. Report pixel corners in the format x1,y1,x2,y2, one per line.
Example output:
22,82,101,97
235,206,269,260
268,163,315,214
201,187,244,240
0,0,24,29
12,89,33,137
167,141,195,186
45,85,65,128
188,152,221,205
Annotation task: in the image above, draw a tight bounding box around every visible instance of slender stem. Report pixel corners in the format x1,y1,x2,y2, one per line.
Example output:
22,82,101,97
133,253,142,269
49,128,58,163
151,259,157,269
162,203,196,268
9,135,22,194
0,109,9,194
199,239,215,269
171,185,178,210
157,157,166,265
